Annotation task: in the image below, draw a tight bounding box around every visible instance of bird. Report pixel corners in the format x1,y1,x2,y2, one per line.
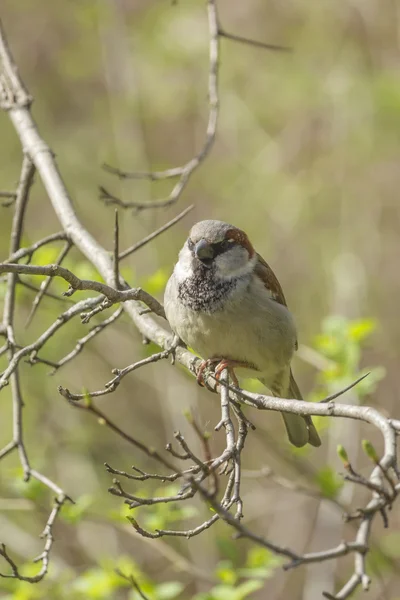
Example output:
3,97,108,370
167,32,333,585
164,219,321,448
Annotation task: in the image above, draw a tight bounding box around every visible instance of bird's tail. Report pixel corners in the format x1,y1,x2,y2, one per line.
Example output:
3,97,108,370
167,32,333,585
282,371,321,448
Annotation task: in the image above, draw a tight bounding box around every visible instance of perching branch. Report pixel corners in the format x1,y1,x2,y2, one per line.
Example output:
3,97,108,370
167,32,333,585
0,262,165,318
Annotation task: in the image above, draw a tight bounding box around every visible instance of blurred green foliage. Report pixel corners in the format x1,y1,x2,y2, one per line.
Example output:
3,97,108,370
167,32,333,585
1,549,282,600
1,0,399,598
313,316,385,399
314,465,343,500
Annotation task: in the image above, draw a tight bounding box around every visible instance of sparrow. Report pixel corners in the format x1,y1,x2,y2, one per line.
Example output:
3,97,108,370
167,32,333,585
164,220,321,448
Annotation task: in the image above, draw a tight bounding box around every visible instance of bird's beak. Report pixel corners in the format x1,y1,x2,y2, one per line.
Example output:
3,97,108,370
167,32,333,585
194,239,214,263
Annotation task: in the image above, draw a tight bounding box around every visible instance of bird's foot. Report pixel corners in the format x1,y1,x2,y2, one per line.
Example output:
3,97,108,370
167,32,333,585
196,358,222,387
214,359,242,387
197,358,245,388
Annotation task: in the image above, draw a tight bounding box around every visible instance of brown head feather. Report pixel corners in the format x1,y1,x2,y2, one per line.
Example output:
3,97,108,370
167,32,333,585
224,228,255,258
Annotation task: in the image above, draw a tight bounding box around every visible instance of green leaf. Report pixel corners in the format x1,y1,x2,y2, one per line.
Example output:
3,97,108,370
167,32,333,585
72,567,124,598
348,318,377,342
155,581,185,599
215,560,237,585
245,547,281,570
234,580,264,599
238,548,282,580
337,445,349,466
362,439,379,463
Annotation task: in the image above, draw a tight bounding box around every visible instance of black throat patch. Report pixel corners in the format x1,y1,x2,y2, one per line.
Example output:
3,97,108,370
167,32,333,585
177,264,242,313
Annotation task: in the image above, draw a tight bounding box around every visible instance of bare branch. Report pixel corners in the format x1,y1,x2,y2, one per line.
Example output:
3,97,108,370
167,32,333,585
0,262,165,318
50,306,123,373
58,349,171,400
0,496,70,583
60,392,179,473
0,296,102,391
100,0,219,210
113,210,120,289
5,231,69,264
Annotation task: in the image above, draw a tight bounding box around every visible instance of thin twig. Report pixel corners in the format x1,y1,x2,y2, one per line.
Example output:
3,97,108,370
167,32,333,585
218,28,291,53
0,296,102,391
58,349,170,400
50,306,123,373
4,231,68,263
100,0,220,210
115,569,150,600
119,204,194,260
25,240,73,327
113,210,120,289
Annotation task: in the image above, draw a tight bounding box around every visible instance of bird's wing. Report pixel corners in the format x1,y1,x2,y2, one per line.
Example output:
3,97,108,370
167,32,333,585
254,253,298,350
254,253,287,307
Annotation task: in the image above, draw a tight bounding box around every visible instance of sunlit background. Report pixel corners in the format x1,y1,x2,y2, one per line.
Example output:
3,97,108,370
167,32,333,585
1,1,400,598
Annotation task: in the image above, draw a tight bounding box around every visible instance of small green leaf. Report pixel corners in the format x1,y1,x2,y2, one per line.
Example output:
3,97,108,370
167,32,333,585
215,561,237,585
362,439,379,463
233,579,264,599
155,581,185,599
83,389,92,408
337,445,349,467
348,318,377,342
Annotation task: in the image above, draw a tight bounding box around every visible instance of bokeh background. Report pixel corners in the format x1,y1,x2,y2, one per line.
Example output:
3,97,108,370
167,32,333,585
1,0,400,598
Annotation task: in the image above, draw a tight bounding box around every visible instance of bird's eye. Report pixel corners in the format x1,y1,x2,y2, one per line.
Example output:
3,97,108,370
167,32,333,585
212,239,235,256
187,239,194,251
221,239,236,251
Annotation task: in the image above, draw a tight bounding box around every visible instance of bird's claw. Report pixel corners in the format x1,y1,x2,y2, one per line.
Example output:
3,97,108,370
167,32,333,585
196,358,241,389
196,358,220,388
